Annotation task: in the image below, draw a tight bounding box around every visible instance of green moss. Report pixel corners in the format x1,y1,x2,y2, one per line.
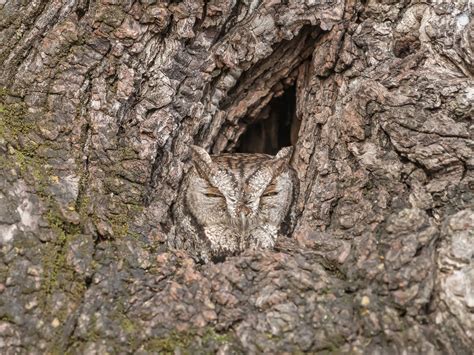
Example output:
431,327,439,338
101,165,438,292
107,202,143,238
0,89,82,296
143,328,232,353
111,301,138,334
0,90,102,354
4,146,73,299
203,328,231,344
0,149,14,170
41,231,67,295
121,317,136,333
109,212,130,238
0,88,33,142
41,206,84,298
35,201,82,299
0,88,145,330
76,194,91,221
144,333,194,354
0,88,44,179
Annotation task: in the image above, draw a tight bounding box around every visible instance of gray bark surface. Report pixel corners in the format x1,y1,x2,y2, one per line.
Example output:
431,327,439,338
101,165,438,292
0,0,473,353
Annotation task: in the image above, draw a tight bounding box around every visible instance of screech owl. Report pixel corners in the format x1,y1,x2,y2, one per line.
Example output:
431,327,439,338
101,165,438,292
171,145,297,263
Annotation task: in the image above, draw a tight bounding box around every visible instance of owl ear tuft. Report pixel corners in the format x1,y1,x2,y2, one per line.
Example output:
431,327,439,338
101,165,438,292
190,145,213,179
270,146,293,176
275,146,293,161
190,145,212,164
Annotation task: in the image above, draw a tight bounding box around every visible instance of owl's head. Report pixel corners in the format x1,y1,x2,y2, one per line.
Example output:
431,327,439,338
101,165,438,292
185,145,294,234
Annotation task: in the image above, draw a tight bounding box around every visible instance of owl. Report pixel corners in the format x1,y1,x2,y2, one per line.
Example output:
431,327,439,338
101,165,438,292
171,145,297,263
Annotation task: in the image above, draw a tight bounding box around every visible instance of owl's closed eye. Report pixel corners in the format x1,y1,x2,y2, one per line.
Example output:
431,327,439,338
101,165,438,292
203,187,224,198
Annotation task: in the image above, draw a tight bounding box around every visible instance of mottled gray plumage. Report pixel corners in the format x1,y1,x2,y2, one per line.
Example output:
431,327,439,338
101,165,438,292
171,145,297,262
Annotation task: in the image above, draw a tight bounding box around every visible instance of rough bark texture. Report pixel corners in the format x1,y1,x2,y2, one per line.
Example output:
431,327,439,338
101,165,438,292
0,0,473,353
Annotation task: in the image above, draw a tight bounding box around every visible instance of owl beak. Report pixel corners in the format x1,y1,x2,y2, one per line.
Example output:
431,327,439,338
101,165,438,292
238,205,251,232
239,212,247,231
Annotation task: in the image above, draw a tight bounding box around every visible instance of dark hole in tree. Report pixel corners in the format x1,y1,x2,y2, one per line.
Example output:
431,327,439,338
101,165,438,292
235,84,297,155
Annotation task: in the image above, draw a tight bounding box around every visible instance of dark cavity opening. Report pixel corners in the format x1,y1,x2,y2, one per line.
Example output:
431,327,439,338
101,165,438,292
235,84,298,155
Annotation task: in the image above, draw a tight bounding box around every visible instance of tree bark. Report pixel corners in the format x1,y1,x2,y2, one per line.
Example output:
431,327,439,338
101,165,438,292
0,0,473,353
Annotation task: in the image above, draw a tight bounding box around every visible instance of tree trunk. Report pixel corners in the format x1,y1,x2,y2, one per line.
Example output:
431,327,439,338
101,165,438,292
0,0,472,353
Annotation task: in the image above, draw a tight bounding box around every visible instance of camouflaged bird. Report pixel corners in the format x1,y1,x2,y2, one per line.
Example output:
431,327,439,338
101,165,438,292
171,145,297,263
